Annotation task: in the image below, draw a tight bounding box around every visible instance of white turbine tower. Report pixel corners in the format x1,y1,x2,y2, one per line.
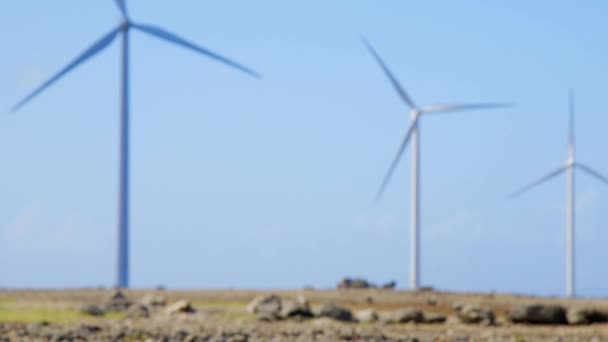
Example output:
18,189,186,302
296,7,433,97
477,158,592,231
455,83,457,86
509,91,608,298
11,0,260,288
362,37,512,290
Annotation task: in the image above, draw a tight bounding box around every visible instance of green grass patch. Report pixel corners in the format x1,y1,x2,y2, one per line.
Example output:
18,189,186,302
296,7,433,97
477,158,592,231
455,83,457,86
0,306,83,324
0,303,124,324
192,300,245,309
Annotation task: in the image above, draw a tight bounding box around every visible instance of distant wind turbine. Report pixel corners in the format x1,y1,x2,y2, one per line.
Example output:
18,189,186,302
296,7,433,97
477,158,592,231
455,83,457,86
509,91,608,298
12,0,260,288
362,37,512,290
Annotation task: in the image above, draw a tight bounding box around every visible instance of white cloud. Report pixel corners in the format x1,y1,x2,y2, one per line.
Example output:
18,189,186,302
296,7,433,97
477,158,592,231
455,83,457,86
3,205,37,240
0,203,110,254
353,208,398,236
428,210,485,239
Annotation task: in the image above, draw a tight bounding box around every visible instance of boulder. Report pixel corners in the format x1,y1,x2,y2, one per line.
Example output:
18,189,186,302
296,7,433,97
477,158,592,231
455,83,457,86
351,278,373,289
79,304,105,317
104,290,131,312
247,294,282,315
422,312,447,324
355,309,379,323
338,277,375,289
386,308,425,323
382,281,397,289
455,304,495,325
281,296,313,320
509,304,567,325
125,304,150,319
567,308,608,325
337,277,353,289
165,300,196,315
140,293,166,307
256,311,281,322
316,303,354,322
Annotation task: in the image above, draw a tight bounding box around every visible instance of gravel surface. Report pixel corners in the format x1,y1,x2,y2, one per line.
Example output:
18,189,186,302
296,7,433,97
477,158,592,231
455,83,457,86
0,289,607,341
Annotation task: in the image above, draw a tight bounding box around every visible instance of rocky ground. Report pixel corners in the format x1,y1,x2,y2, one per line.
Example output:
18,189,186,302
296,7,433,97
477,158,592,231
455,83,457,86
1,288,608,341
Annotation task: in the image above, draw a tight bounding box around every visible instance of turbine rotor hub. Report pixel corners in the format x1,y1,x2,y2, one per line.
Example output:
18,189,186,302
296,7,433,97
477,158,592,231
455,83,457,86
410,109,420,119
567,158,575,167
120,19,130,31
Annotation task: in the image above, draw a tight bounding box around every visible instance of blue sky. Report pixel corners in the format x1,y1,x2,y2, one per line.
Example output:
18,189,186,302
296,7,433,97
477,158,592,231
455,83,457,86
1,1,608,297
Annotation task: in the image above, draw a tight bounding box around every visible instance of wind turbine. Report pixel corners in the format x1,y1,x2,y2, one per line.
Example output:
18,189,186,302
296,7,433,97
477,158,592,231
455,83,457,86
11,0,260,288
509,91,608,298
362,37,512,290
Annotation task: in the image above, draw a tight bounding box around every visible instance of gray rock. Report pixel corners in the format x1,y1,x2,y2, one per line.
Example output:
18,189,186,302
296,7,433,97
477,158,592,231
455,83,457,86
281,296,313,319
351,278,374,289
422,312,447,324
337,277,375,289
256,310,281,322
387,308,425,323
79,304,105,317
355,309,379,323
316,303,354,322
567,307,608,325
125,304,150,319
382,281,397,289
247,294,282,316
77,324,102,336
337,277,353,289
140,293,166,307
104,290,131,312
509,304,567,325
165,300,196,315
455,304,495,325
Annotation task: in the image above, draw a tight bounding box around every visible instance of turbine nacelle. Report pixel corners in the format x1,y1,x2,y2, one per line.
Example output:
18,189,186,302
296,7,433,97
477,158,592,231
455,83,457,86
120,19,131,32
409,109,420,119
567,158,575,168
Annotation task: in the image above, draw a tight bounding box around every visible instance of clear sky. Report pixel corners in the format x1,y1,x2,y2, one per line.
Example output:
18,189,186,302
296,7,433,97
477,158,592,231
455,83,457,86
1,1,607,297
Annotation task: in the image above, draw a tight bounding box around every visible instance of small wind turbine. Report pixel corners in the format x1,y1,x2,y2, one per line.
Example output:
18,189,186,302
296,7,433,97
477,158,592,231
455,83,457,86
362,37,512,290
509,91,608,298
12,0,260,288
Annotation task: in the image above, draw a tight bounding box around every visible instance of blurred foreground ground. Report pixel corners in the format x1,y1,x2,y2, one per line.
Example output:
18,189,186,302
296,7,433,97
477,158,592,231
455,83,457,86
1,289,607,341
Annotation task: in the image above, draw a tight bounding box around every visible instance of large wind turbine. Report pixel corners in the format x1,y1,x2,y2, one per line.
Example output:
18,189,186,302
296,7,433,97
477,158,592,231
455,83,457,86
509,91,608,298
363,37,512,290
12,0,260,288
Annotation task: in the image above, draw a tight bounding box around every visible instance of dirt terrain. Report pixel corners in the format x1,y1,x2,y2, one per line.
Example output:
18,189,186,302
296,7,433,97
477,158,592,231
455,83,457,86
1,289,607,341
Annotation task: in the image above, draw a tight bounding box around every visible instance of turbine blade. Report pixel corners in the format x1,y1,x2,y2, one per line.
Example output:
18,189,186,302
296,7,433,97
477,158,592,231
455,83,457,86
376,117,419,200
422,102,515,114
577,163,608,185
132,23,261,79
508,166,567,199
115,0,127,16
12,27,121,113
360,36,416,109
